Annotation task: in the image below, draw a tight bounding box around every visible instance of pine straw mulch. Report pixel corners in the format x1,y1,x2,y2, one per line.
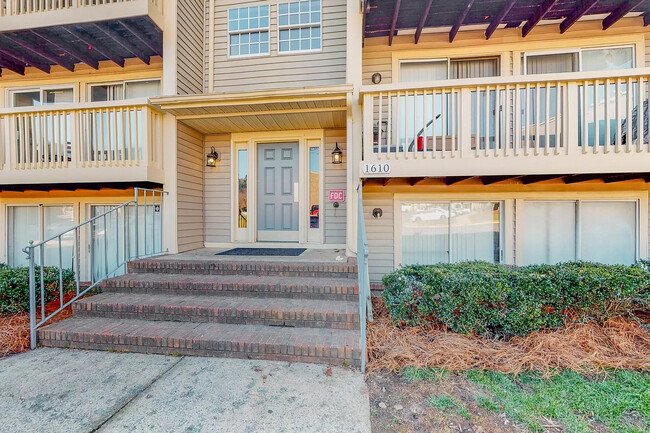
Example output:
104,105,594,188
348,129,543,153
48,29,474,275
367,298,650,376
0,292,76,359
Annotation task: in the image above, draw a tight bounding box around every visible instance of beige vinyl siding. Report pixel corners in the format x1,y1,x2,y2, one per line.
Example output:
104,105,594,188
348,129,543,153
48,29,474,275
210,0,346,93
363,192,394,282
204,134,232,243
323,128,346,244
177,0,205,95
177,123,205,252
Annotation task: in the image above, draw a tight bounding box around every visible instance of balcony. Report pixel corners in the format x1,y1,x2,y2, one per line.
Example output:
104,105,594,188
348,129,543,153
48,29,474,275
361,69,650,180
0,99,164,187
0,0,164,32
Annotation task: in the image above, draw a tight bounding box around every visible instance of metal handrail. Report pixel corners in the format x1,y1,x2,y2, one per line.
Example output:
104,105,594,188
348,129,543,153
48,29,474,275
357,183,373,372
24,187,168,349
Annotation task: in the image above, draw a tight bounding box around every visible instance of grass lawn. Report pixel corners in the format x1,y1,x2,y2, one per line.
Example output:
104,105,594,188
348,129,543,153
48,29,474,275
368,368,650,433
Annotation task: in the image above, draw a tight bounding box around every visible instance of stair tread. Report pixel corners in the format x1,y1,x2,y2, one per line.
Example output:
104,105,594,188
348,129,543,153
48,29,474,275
40,317,360,349
106,273,358,286
77,292,359,315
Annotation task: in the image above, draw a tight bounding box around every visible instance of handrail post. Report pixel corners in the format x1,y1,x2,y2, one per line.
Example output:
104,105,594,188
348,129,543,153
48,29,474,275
27,241,36,349
134,187,140,258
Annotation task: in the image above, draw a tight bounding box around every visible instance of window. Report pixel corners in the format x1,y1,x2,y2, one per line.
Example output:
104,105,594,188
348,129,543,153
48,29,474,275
399,57,500,83
237,149,248,229
523,200,638,265
278,0,321,53
400,201,502,265
10,87,73,107
89,79,160,102
524,46,634,74
228,5,270,57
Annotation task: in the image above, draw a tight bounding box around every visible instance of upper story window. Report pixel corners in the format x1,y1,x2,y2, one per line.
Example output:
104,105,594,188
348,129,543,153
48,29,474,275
228,5,270,58
399,57,499,83
10,87,74,107
278,0,321,53
524,46,634,74
89,79,161,102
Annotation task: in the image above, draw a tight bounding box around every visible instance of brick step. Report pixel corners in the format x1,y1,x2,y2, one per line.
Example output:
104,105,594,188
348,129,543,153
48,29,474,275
72,293,360,329
127,258,358,278
38,317,361,366
102,273,358,301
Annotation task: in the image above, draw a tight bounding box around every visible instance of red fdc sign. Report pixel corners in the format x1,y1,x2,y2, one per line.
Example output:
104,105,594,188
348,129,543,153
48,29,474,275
328,190,345,202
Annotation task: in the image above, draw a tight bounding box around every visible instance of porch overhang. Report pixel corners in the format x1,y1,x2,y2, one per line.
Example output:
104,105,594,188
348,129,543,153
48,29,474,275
150,85,353,134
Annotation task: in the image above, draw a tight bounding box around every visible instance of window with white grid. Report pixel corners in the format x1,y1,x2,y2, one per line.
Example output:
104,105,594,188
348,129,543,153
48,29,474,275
278,0,321,53
228,5,270,58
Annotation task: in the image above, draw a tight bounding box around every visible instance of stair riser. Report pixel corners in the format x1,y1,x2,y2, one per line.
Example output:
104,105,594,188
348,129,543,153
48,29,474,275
127,262,358,279
38,333,361,367
102,281,359,301
72,304,360,330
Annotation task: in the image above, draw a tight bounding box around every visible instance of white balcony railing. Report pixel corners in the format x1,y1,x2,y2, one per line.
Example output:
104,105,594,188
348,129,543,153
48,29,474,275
361,68,650,178
0,99,164,185
0,0,164,31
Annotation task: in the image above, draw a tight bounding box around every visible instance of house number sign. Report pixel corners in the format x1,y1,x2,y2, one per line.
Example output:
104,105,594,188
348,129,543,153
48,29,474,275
362,163,391,175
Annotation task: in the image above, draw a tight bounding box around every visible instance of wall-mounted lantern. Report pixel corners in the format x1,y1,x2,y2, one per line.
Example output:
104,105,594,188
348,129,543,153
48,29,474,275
332,142,343,164
371,72,382,84
206,147,220,167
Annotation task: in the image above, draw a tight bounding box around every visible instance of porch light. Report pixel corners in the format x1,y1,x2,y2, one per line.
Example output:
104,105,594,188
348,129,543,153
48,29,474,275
206,147,220,167
332,142,343,164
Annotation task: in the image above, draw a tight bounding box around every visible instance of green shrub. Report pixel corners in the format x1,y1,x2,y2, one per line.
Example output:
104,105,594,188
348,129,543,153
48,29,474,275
0,265,75,314
382,261,650,339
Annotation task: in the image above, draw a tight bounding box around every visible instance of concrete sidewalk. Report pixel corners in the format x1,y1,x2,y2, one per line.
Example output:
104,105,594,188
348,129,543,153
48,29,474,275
0,348,371,433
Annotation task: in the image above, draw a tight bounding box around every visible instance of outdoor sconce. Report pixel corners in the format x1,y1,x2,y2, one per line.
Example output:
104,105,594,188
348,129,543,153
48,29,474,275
332,142,343,164
206,147,220,167
371,72,382,84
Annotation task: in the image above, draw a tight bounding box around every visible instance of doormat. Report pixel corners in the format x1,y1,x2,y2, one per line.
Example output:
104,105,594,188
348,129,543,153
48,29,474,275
217,248,306,256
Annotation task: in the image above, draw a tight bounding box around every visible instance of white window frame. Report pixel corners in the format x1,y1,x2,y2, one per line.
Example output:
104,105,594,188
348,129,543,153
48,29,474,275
7,85,76,108
398,56,502,83
227,4,271,59
86,78,162,102
522,44,636,74
277,0,322,55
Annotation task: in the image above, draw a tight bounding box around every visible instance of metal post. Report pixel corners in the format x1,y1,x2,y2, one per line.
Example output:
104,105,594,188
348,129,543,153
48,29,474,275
74,227,80,296
123,205,129,273
143,190,148,256
28,241,37,349
134,188,139,259
58,236,63,309
103,214,108,277
39,246,45,320
160,191,165,253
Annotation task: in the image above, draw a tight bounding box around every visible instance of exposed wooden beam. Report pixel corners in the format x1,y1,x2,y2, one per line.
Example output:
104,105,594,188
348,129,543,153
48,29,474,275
563,173,606,184
645,12,650,26
94,22,150,64
30,29,99,69
481,175,520,185
383,178,392,187
414,0,434,44
522,0,558,37
560,0,598,33
602,173,647,183
0,56,25,75
520,174,564,184
485,0,517,40
0,46,50,73
450,0,475,43
63,27,125,68
388,0,402,46
118,20,163,57
603,0,645,30
445,176,472,185
0,34,75,72
409,177,426,186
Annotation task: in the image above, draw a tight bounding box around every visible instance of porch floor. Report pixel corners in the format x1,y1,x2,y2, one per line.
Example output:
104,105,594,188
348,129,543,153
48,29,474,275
157,248,349,263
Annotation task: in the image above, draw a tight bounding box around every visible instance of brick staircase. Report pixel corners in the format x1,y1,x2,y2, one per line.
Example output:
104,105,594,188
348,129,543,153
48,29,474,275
38,255,362,366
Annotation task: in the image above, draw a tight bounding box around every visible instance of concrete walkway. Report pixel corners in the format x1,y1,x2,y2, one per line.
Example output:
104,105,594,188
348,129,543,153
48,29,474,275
0,348,371,433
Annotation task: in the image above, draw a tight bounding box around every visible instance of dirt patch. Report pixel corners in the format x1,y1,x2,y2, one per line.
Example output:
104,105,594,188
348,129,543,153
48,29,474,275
367,372,528,433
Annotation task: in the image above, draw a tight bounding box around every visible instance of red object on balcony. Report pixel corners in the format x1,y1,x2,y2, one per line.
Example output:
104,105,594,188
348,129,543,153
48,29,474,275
417,136,424,151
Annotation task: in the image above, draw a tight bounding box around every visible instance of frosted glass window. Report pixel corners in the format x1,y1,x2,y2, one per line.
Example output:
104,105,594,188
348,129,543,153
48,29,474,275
582,47,634,72
523,202,576,265
125,80,161,99
7,207,39,267
43,206,75,269
278,0,321,53
581,201,636,264
308,147,319,229
238,150,248,229
401,201,501,265
400,61,448,83
228,5,270,57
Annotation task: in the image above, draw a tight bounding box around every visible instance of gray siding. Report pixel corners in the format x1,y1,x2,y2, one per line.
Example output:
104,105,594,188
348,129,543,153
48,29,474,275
209,0,347,93
177,123,205,252
363,192,394,282
204,134,232,243
324,128,346,244
177,0,204,95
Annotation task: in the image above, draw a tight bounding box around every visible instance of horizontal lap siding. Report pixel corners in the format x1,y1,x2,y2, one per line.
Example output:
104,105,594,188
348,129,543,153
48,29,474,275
210,0,346,93
177,123,205,252
204,134,232,243
177,0,204,95
324,129,346,244
363,192,394,282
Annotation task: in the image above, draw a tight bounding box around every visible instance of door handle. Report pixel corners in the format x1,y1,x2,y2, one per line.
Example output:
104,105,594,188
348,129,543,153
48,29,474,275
293,182,299,202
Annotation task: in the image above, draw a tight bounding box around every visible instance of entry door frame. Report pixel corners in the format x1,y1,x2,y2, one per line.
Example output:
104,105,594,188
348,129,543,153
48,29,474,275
231,130,324,245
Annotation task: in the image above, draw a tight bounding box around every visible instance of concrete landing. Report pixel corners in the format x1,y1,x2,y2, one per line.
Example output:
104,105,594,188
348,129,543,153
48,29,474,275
0,348,371,433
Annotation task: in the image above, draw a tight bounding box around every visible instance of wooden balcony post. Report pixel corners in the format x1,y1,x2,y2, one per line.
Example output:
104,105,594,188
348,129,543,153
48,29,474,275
459,87,472,158
566,82,578,155
362,93,374,163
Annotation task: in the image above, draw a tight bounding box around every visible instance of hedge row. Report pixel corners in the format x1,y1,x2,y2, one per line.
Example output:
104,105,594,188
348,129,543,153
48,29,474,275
0,265,75,314
382,261,650,339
